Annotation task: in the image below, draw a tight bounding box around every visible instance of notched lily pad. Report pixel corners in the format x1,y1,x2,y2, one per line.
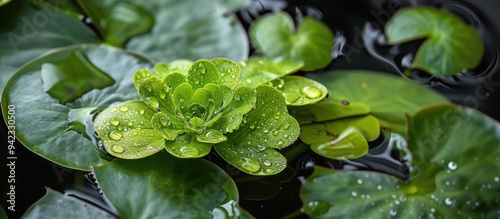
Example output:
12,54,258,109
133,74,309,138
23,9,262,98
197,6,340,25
214,85,300,175
238,57,304,87
249,12,334,71
41,51,115,104
301,104,500,218
386,6,484,76
269,75,328,106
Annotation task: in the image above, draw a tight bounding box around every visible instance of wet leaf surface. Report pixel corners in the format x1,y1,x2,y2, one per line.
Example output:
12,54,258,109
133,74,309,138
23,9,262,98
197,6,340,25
301,104,500,218
249,12,333,71
386,6,483,76
238,57,304,87
1,45,153,170
269,75,328,106
94,151,247,219
23,189,115,219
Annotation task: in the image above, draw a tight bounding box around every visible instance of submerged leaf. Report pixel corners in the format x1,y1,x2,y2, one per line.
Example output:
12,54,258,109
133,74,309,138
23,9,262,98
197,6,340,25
249,12,334,71
386,6,483,76
301,104,500,218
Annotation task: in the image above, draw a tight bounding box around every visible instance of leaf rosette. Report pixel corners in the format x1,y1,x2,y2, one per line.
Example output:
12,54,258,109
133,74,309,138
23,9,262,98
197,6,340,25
94,58,300,175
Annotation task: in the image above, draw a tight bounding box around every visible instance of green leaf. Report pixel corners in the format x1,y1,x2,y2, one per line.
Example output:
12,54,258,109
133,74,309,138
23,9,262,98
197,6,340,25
137,76,172,112
1,45,153,170
155,60,193,78
94,151,246,219
214,85,300,175
41,51,115,104
310,127,370,160
269,75,328,106
238,57,304,87
212,58,241,89
249,12,334,71
210,0,251,10
188,59,221,89
0,0,11,7
164,133,212,158
77,1,154,47
301,104,500,218
23,189,115,219
292,71,448,134
0,0,100,93
386,6,484,76
94,100,165,159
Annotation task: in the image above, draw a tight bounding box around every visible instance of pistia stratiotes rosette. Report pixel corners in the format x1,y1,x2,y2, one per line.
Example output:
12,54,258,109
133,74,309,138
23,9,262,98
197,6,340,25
94,58,300,175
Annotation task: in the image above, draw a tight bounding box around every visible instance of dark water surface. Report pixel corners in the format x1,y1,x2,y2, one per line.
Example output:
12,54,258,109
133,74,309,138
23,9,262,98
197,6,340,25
3,0,500,218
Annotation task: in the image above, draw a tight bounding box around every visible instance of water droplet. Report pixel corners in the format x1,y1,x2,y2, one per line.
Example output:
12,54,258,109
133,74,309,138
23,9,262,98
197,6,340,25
495,177,499,182
389,209,397,216
249,124,255,129
361,82,368,89
145,97,159,109
448,161,458,170
352,191,358,197
119,106,129,112
430,208,435,213
265,169,274,174
445,198,453,206
108,130,123,141
256,145,266,151
300,86,322,99
272,131,279,136
240,158,261,173
377,185,382,190
111,145,124,153
158,91,166,99
284,123,290,130
139,110,145,115
110,119,120,126
357,179,363,184
245,78,252,84
179,146,200,157
263,161,272,166
341,100,350,105
277,140,284,145
263,129,269,134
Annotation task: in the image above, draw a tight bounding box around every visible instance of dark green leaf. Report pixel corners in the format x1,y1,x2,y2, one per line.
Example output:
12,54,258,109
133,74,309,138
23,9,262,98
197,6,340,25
238,57,304,87
23,189,114,219
214,85,300,175
41,51,115,104
301,104,500,218
1,45,153,170
269,75,328,106
293,71,448,134
0,0,99,92
94,100,165,159
386,6,483,76
94,151,246,218
249,12,333,71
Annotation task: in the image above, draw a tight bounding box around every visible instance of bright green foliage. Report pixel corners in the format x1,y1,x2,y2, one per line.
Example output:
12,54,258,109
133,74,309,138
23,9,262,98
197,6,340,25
249,12,334,71
94,58,300,175
301,104,500,218
238,57,304,87
386,6,483,76
268,76,328,106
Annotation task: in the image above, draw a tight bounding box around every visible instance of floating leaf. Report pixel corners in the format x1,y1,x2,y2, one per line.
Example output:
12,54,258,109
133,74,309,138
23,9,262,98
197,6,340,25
0,0,100,92
214,85,300,175
269,75,328,106
23,189,114,219
386,6,483,76
310,127,369,160
301,104,500,218
94,151,247,218
238,57,304,87
41,51,115,104
210,0,251,10
94,101,165,159
77,1,154,47
1,45,153,170
293,71,448,134
249,12,334,71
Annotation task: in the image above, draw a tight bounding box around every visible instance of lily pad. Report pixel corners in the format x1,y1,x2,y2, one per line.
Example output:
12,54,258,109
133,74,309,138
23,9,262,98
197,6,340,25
94,151,247,219
292,71,448,134
238,57,304,87
301,104,500,218
0,0,100,92
1,45,153,171
386,6,484,76
78,0,248,62
268,75,328,106
23,189,115,219
214,85,300,175
249,12,334,71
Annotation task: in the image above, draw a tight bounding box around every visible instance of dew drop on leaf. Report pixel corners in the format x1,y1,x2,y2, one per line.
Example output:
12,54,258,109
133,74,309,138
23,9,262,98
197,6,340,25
445,198,453,206
108,130,123,141
158,91,167,99
300,86,322,99
119,106,129,112
240,157,261,173
179,146,200,157
263,160,272,167
389,209,397,216
110,118,120,126
283,92,301,104
111,145,124,153
139,110,144,115
277,140,284,145
448,161,458,170
145,97,160,109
